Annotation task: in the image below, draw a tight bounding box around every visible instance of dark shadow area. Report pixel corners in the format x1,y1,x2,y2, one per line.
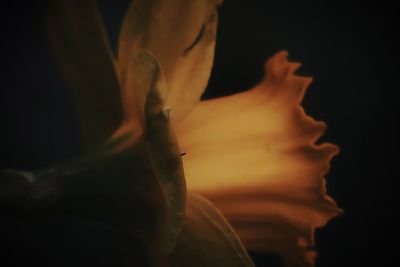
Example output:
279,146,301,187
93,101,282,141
249,251,283,267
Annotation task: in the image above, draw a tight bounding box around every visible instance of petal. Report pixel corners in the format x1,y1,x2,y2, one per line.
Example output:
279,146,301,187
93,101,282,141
117,0,221,122
47,0,123,150
76,50,186,254
142,51,186,254
0,51,187,259
168,194,255,267
175,51,341,267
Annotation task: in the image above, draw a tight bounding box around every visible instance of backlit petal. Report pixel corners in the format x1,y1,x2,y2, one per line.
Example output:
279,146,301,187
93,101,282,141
117,0,220,123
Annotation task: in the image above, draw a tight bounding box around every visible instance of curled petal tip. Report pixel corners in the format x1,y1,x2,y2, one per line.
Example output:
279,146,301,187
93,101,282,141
265,51,289,71
330,144,340,156
277,50,290,59
288,62,302,75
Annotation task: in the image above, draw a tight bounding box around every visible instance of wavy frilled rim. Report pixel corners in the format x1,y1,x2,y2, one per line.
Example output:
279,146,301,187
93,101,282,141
176,51,341,267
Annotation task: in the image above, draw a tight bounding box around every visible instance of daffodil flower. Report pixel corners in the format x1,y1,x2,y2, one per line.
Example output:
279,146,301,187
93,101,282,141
0,1,340,266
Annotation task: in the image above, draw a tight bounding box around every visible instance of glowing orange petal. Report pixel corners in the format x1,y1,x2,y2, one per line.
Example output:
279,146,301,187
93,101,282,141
175,51,341,267
117,0,220,123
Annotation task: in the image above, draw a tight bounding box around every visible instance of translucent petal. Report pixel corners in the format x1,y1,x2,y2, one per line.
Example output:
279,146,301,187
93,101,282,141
168,194,255,267
175,51,341,267
117,0,221,122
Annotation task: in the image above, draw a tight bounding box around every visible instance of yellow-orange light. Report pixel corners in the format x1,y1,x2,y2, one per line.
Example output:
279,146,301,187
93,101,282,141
175,51,340,267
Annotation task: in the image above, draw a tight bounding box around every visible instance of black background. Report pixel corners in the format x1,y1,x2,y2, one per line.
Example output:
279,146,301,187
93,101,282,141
0,1,399,266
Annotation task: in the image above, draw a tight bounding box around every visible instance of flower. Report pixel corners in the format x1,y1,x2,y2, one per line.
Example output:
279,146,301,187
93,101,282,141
1,0,339,266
